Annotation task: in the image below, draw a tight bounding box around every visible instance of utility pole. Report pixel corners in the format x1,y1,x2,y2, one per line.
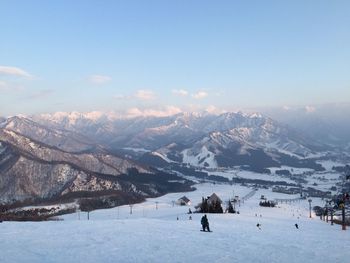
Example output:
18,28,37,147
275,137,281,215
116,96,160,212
340,202,346,230
117,206,120,219
330,201,334,226
308,199,312,218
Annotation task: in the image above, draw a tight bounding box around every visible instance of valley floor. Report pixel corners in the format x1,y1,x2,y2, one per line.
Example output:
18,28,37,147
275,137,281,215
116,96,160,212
0,183,349,263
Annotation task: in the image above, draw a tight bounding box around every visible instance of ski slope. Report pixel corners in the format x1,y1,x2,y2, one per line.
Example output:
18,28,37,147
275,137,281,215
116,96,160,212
0,183,349,263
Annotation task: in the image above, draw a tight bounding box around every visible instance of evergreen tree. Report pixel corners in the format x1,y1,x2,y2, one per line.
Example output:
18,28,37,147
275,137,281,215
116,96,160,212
200,197,209,213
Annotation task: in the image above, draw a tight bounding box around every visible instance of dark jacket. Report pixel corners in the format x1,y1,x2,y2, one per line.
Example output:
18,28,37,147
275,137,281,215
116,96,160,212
201,215,208,226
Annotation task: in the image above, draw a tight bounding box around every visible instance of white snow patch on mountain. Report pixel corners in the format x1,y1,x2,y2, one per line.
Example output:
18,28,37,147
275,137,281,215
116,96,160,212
182,146,218,168
123,147,150,153
151,151,174,163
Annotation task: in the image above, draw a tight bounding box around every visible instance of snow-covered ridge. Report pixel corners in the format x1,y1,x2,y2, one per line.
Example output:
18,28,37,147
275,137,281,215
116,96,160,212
2,111,332,171
33,110,264,124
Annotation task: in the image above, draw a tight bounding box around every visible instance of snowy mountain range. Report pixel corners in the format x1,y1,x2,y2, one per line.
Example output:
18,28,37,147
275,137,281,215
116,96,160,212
0,118,191,205
30,111,321,150
28,111,330,170
1,110,343,205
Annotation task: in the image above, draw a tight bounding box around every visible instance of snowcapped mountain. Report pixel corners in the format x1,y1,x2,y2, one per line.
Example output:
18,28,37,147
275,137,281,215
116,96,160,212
149,112,327,171
1,116,101,153
33,111,212,148
32,111,320,150
0,122,191,205
29,111,330,171
0,110,336,206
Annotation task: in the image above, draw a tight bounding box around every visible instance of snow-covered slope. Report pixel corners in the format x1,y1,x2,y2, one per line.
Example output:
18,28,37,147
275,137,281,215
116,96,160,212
0,183,348,263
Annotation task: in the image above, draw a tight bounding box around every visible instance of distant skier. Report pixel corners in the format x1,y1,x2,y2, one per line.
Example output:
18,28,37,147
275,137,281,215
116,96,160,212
201,214,210,232
295,223,299,229
256,223,261,230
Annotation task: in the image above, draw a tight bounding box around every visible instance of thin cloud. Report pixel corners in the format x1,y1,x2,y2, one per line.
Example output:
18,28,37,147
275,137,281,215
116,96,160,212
305,105,316,113
172,89,188,97
27,89,55,99
113,89,156,101
192,91,208,99
113,94,130,100
0,81,24,92
205,105,220,113
0,66,33,78
134,90,155,100
89,74,112,85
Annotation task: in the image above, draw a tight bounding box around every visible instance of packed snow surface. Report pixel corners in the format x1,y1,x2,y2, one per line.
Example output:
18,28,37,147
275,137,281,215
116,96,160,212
0,183,349,263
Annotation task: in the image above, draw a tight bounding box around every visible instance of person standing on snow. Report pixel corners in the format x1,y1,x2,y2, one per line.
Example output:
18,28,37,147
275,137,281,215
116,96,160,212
201,214,210,232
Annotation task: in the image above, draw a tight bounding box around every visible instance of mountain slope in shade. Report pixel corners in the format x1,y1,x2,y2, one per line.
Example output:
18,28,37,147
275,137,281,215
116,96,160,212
0,127,191,205
1,116,99,153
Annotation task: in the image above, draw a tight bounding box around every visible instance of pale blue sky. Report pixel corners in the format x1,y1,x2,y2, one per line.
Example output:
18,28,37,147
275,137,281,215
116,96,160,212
0,0,349,116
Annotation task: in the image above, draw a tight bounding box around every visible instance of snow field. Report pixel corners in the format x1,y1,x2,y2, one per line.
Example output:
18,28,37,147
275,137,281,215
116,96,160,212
0,183,349,263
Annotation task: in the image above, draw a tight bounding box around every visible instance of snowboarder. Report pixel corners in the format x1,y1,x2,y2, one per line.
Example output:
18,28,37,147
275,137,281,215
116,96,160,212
256,223,261,230
201,214,210,232
295,223,299,229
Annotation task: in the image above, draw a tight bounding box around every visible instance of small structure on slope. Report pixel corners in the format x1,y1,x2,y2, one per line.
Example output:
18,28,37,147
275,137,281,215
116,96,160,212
176,196,191,206
207,193,222,206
